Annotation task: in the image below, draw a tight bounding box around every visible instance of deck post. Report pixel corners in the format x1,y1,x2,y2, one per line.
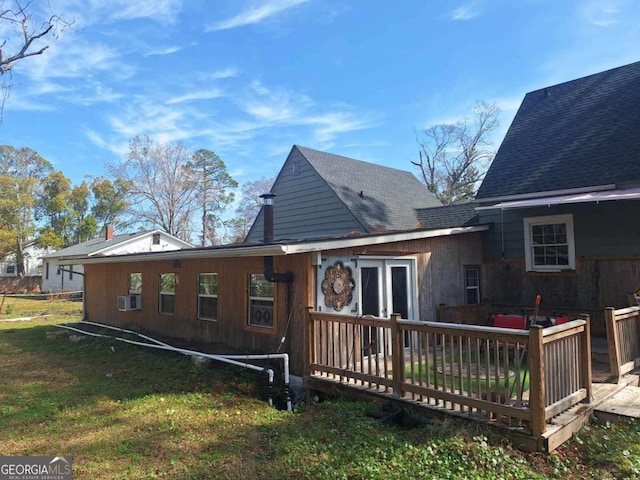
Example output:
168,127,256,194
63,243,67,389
579,313,593,402
390,313,404,397
605,307,622,382
306,307,314,377
528,325,546,438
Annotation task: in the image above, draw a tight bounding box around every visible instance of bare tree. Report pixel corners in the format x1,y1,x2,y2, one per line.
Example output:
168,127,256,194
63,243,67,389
412,101,500,204
228,176,274,243
0,1,72,110
109,135,198,241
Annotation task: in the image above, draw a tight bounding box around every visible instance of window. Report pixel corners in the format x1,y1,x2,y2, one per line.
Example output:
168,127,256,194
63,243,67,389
45,262,49,279
129,273,142,294
159,273,176,314
465,266,481,304
198,273,218,321
6,265,15,274
248,274,274,328
69,265,73,280
524,214,575,272
152,233,161,245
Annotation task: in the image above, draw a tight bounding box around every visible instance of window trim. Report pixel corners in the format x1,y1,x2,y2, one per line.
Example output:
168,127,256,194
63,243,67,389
246,273,277,334
523,214,576,272
197,273,218,322
464,265,481,304
158,273,176,315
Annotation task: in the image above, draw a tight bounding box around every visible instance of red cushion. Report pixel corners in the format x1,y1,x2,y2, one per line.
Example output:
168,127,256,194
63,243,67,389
493,314,526,329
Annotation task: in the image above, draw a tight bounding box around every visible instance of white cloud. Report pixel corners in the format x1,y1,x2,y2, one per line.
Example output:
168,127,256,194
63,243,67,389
207,0,310,32
55,0,183,25
145,46,182,56
580,0,621,27
166,88,226,105
448,2,480,21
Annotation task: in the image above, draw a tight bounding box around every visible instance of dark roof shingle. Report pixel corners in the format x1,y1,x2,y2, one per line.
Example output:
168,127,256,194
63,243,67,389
295,145,441,232
476,61,640,200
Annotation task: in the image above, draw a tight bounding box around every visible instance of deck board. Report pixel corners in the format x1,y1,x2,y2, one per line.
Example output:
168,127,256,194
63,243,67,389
594,385,640,422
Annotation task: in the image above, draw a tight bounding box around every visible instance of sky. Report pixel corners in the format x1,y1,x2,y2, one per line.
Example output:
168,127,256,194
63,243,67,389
1,0,639,196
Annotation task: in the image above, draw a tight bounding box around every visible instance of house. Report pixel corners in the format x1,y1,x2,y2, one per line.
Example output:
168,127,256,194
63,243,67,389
474,60,640,332
0,241,52,278
41,226,193,293
64,145,489,376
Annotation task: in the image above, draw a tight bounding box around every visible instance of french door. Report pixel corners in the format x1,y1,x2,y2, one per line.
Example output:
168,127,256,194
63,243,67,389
358,259,417,355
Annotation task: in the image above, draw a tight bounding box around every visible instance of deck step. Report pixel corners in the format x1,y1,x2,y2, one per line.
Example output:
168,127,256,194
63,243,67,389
593,385,640,423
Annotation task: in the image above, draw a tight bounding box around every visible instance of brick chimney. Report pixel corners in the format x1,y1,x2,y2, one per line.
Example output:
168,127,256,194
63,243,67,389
105,224,114,240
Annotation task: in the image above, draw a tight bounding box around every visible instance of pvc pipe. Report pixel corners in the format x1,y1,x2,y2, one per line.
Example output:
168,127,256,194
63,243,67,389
54,323,278,409
78,321,293,411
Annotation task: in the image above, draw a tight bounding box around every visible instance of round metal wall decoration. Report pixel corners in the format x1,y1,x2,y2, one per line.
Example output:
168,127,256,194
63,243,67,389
321,261,355,311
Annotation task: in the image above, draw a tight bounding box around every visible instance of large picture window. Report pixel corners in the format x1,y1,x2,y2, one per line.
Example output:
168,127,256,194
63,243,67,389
248,274,274,329
159,273,176,314
198,273,218,321
524,214,575,272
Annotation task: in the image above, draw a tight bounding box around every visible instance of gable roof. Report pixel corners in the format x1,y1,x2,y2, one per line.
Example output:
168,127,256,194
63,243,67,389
41,230,192,259
245,145,441,242
476,61,640,202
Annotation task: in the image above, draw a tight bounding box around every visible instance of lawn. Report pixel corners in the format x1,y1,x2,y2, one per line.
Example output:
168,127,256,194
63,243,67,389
1,300,639,479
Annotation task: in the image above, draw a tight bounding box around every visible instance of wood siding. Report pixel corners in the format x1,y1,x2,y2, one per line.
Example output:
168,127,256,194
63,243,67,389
83,232,483,376
479,201,640,321
245,148,364,242
84,254,311,375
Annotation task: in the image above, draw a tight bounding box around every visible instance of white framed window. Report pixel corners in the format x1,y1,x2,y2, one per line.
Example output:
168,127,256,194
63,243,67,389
465,266,481,304
198,273,218,321
152,233,161,245
524,214,575,272
248,273,274,329
159,273,176,314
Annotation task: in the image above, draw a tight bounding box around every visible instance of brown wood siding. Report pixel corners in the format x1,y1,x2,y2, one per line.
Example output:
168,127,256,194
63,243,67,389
84,254,311,375
318,232,484,321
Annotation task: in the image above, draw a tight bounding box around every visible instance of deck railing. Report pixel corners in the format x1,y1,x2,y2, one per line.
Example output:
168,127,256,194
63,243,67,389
307,311,592,437
605,306,640,382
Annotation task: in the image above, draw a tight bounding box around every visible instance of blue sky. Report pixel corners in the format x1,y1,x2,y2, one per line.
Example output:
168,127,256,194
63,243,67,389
1,0,639,193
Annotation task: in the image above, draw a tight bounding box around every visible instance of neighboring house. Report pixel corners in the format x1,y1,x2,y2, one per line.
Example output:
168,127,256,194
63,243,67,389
475,60,640,330
62,145,488,376
0,241,52,277
41,226,193,293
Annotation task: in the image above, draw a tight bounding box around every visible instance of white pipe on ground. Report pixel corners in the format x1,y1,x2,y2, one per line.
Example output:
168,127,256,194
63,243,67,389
54,323,281,409
79,321,293,411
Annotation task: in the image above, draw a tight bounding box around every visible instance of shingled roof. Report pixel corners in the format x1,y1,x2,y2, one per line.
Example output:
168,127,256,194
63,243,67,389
416,203,480,230
296,145,442,232
476,61,640,201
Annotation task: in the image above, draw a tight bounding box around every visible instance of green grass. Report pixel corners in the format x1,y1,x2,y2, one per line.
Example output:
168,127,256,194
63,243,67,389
1,300,639,479
405,350,531,398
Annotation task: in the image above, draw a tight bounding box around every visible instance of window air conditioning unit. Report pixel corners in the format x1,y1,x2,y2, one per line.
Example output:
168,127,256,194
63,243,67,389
117,294,141,311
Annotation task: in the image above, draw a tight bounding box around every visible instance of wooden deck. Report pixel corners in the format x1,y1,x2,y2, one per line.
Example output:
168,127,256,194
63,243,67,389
304,307,640,453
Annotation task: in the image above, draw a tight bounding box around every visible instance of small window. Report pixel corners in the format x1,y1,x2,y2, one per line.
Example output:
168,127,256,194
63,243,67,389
198,273,218,321
248,274,274,328
6,265,15,274
129,273,142,294
465,266,480,304
152,233,161,245
57,267,61,275
69,265,73,280
45,262,49,279
524,214,575,272
159,273,176,314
